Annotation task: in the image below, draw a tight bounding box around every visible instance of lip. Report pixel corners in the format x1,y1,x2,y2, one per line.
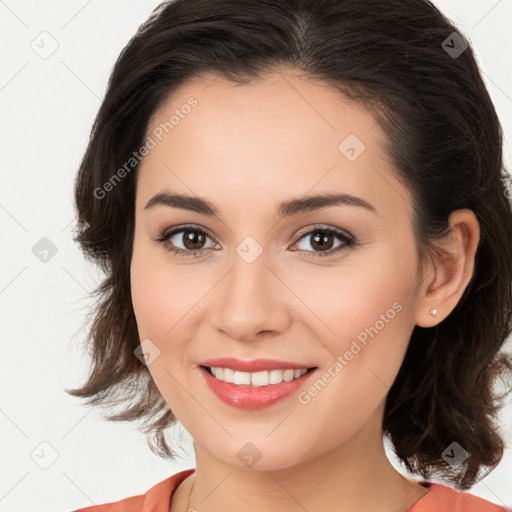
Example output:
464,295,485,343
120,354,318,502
199,365,318,409
199,357,315,372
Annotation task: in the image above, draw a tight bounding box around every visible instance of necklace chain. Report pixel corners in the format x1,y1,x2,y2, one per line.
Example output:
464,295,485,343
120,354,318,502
186,474,196,512
180,472,428,511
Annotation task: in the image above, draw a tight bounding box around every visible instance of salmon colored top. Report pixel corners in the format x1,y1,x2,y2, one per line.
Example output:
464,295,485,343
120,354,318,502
71,468,510,512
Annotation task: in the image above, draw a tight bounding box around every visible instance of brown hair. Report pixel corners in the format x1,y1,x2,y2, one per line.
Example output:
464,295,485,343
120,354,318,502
65,0,512,489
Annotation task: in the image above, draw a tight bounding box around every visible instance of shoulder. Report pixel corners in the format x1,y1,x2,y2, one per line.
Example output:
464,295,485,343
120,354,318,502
410,481,510,512
71,468,195,512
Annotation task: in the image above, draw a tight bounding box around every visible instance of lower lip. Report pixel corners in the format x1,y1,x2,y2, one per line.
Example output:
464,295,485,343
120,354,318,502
199,366,318,409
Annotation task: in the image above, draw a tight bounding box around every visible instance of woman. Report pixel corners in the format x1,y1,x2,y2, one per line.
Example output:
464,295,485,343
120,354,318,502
67,0,512,510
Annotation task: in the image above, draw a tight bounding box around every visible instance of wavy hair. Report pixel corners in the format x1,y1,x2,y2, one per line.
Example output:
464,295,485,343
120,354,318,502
65,0,512,489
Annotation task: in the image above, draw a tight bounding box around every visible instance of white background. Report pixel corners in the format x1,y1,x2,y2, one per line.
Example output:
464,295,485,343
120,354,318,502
1,1,511,511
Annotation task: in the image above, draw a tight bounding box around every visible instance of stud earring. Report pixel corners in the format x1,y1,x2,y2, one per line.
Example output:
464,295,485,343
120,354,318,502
430,308,437,318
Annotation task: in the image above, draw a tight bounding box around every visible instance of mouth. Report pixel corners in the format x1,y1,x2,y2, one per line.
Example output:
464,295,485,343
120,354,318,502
199,364,319,409
200,365,318,387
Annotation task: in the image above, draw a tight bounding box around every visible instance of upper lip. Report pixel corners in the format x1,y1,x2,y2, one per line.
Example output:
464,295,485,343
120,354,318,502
199,357,317,372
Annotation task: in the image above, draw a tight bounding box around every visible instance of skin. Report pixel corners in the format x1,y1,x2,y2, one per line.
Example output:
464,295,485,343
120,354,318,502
130,69,480,512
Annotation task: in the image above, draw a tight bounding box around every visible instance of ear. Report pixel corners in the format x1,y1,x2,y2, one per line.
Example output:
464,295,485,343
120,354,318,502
414,209,480,327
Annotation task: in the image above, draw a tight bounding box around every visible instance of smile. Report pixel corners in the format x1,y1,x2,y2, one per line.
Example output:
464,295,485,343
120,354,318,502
199,365,318,409
203,366,313,386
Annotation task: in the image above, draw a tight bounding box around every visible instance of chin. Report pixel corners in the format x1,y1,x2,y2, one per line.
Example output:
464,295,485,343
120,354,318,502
206,438,307,472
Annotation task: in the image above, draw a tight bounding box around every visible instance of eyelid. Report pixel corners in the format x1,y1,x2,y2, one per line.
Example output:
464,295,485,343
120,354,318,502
154,223,356,258
158,223,218,242
158,223,353,242
293,223,354,243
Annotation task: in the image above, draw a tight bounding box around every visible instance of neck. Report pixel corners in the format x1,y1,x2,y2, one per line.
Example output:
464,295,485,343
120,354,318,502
172,408,428,512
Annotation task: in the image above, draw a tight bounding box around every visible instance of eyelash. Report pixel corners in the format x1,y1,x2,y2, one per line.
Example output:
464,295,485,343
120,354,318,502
152,224,357,259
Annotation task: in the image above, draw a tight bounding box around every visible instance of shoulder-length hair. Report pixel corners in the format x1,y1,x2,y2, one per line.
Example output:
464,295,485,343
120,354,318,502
65,0,512,489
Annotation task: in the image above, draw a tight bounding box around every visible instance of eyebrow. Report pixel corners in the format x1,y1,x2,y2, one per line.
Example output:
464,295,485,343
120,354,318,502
143,191,378,218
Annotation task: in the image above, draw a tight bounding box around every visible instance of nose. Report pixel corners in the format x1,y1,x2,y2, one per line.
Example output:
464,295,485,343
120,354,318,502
210,247,291,342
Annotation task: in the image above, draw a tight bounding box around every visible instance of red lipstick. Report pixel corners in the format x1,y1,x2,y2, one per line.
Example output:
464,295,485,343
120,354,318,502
199,357,313,372
198,358,318,409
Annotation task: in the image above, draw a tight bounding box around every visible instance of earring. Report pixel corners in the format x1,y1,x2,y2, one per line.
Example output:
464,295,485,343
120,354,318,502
430,308,437,318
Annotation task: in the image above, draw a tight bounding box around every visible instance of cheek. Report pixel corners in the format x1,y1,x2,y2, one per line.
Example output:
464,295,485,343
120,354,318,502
130,247,193,413
130,251,165,338
297,245,416,405
129,241,207,386
297,252,412,348
130,240,193,339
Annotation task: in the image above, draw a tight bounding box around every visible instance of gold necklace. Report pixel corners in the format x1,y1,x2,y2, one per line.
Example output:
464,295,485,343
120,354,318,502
185,475,196,511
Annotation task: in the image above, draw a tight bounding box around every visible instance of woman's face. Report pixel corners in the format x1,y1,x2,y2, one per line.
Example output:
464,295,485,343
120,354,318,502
130,70,427,470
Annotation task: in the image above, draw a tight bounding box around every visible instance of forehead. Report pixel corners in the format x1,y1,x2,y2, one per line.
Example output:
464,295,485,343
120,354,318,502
136,71,412,223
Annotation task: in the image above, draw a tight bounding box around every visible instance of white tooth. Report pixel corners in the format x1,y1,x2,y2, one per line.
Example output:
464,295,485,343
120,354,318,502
282,369,295,382
234,370,251,385
268,369,285,384
210,367,308,385
251,370,269,387
223,367,235,383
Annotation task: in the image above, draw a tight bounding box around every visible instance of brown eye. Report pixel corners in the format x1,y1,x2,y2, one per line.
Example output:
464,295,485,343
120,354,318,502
153,225,217,257
153,224,356,259
293,226,355,257
309,231,336,251
180,229,207,250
